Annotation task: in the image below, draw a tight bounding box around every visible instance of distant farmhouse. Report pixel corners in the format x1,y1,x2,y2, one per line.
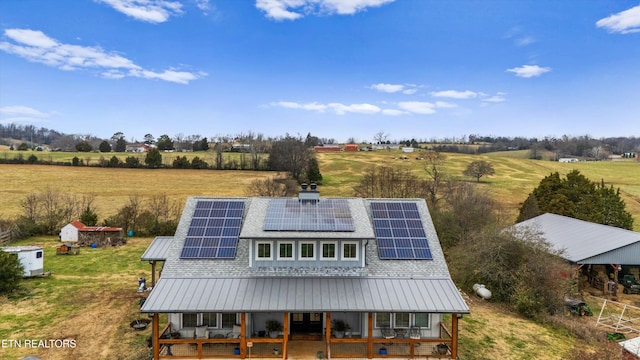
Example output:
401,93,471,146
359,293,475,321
59,221,125,247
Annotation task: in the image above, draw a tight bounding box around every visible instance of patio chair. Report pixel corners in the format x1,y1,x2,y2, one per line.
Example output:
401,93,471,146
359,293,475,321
226,324,242,339
380,326,396,339
195,325,209,339
408,326,421,339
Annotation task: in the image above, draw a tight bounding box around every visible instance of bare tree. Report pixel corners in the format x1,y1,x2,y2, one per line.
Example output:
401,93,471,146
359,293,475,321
373,131,389,144
245,177,291,197
353,165,428,199
422,150,448,206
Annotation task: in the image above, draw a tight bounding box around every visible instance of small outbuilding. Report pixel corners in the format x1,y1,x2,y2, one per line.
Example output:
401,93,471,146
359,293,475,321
2,245,45,277
344,144,359,151
59,221,125,247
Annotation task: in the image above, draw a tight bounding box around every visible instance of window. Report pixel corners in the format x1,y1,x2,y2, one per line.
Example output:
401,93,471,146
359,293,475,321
256,241,272,260
374,313,430,329
394,313,410,328
414,313,430,327
182,313,239,328
183,313,198,328
321,241,337,260
300,242,315,259
375,313,391,328
202,312,217,327
221,313,237,328
342,242,358,260
36,251,43,259
278,241,294,260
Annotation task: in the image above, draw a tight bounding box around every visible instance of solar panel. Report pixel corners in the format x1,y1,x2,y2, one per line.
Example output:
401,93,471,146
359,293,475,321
180,200,245,259
263,198,355,232
370,201,432,260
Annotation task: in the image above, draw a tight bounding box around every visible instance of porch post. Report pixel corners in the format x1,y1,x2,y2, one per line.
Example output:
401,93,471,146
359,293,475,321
240,313,246,359
151,261,157,287
367,312,373,359
325,312,331,358
451,314,459,359
152,313,159,360
283,312,289,359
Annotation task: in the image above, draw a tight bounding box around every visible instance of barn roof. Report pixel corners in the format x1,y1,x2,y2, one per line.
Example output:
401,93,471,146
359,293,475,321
68,221,122,232
510,213,640,265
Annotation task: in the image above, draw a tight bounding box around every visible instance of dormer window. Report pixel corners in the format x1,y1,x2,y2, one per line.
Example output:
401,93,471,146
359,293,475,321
256,241,273,260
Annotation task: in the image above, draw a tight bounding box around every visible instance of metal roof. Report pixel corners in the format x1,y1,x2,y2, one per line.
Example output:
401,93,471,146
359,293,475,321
141,236,174,261
140,276,469,314
620,336,640,357
511,213,640,265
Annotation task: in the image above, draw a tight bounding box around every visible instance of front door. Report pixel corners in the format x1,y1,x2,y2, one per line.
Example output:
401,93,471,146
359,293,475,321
290,312,323,334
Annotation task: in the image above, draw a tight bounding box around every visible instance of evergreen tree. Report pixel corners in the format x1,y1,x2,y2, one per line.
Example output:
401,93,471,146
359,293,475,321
80,205,98,226
306,157,323,183
99,140,112,153
145,148,162,168
517,170,633,230
115,136,127,152
0,251,23,295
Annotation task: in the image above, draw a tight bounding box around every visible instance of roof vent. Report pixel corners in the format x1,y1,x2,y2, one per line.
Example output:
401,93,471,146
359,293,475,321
299,183,320,202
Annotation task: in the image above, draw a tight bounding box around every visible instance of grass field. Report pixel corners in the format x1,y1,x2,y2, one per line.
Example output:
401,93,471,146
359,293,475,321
1,149,639,359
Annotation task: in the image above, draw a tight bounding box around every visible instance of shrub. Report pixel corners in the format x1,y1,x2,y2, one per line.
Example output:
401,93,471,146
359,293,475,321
0,250,23,295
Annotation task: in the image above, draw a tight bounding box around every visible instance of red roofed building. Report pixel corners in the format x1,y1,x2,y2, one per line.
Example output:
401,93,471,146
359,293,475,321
59,221,125,247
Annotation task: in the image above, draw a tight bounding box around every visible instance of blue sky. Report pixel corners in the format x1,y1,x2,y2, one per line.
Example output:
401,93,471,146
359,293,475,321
1,0,639,143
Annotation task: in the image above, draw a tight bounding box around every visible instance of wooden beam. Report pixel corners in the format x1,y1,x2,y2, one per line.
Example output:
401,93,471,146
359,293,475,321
367,312,373,359
283,312,289,359
151,261,156,287
325,312,331,359
451,314,459,359
240,313,246,359
152,313,159,360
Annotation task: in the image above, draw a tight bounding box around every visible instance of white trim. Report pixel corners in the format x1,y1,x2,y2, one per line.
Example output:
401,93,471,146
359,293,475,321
341,241,359,261
256,241,273,260
277,241,295,261
299,241,316,260
320,241,338,260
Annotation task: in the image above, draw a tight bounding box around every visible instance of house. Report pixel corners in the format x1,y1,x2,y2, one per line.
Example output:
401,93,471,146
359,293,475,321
126,143,155,152
59,221,125,247
558,157,579,163
2,245,45,277
141,184,469,359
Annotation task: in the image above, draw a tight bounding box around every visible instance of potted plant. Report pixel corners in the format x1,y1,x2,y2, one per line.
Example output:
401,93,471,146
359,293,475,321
266,319,283,338
331,319,350,339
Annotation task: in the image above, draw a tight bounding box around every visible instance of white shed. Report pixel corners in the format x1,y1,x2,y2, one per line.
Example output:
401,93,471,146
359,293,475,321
2,245,45,277
59,221,83,242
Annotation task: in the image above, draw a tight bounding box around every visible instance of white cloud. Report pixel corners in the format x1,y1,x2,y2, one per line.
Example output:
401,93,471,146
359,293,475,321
397,101,436,114
482,96,506,103
506,64,551,78
0,105,51,125
95,0,183,23
0,105,49,117
434,101,457,108
596,5,640,34
369,83,404,93
369,83,419,94
328,102,381,115
430,90,478,99
381,109,407,116
0,28,203,84
270,101,381,115
256,0,395,21
516,36,536,46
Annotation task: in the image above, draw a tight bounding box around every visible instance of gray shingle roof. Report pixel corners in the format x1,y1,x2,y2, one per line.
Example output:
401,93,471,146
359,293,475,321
511,213,640,264
141,195,468,314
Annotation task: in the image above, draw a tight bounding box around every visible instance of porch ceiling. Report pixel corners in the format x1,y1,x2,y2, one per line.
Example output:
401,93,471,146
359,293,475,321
140,276,469,314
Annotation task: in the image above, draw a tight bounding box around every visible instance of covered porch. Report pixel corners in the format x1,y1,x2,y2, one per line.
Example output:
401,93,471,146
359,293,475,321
150,312,460,359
